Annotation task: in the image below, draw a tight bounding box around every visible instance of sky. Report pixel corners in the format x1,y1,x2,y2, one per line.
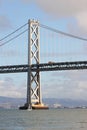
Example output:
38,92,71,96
0,0,87,101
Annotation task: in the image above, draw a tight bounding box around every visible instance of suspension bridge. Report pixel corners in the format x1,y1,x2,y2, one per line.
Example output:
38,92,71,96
0,19,87,109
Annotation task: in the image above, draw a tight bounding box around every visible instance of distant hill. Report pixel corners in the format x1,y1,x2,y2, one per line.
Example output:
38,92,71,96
0,96,87,109
0,96,26,109
0,96,25,104
43,98,87,107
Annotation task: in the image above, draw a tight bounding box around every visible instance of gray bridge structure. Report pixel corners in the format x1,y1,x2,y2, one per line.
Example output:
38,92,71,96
0,19,87,109
0,61,87,73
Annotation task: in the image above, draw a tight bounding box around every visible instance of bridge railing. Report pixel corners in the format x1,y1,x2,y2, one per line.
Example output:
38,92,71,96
1,61,87,73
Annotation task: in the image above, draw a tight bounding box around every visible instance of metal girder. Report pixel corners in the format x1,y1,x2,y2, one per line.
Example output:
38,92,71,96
0,65,28,73
32,61,87,71
27,19,42,108
0,61,87,74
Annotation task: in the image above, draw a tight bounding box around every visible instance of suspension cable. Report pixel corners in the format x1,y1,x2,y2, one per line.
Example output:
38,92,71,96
0,29,28,47
0,22,28,42
40,24,87,41
1,21,87,47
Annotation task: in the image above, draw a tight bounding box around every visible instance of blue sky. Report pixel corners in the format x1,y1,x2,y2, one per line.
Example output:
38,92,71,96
0,0,87,102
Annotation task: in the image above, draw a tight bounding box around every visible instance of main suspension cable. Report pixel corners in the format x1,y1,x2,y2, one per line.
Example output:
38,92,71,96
0,29,28,47
0,22,28,42
40,24,87,41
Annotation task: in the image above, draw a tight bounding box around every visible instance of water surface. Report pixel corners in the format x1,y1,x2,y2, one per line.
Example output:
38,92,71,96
0,109,87,130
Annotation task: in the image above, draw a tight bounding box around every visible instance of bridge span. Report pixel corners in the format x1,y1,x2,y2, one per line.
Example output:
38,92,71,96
1,19,87,109
0,61,87,73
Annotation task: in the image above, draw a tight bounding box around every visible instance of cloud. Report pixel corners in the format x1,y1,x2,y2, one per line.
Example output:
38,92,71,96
36,0,87,33
36,0,87,17
14,0,87,33
0,77,26,98
76,11,87,32
21,0,87,17
67,11,87,36
42,70,87,100
0,15,12,31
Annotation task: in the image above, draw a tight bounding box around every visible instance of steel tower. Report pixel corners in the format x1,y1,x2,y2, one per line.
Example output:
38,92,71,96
27,19,42,109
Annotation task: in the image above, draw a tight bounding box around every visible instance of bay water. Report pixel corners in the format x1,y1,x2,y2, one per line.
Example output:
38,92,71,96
0,109,87,130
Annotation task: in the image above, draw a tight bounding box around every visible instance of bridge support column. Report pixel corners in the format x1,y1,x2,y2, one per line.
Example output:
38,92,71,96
19,19,48,110
27,19,42,109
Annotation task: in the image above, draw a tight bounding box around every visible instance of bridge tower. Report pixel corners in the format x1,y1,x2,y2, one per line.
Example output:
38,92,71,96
27,19,42,109
19,19,48,110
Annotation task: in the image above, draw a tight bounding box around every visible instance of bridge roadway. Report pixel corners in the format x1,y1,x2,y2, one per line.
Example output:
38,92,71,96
0,61,87,73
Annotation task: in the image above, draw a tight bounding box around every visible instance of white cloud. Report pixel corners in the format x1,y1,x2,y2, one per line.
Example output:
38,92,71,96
21,0,87,17
42,71,87,100
20,0,87,35
0,77,26,98
35,0,87,32
36,0,87,17
76,11,87,32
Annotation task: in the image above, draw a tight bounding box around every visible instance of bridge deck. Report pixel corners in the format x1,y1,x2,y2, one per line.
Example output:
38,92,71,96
0,61,87,73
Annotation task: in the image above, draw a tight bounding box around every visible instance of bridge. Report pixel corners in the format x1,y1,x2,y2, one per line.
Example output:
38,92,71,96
1,61,87,73
0,19,87,109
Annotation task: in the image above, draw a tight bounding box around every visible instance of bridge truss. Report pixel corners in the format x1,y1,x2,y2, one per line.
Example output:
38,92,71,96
0,19,87,109
0,61,87,74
